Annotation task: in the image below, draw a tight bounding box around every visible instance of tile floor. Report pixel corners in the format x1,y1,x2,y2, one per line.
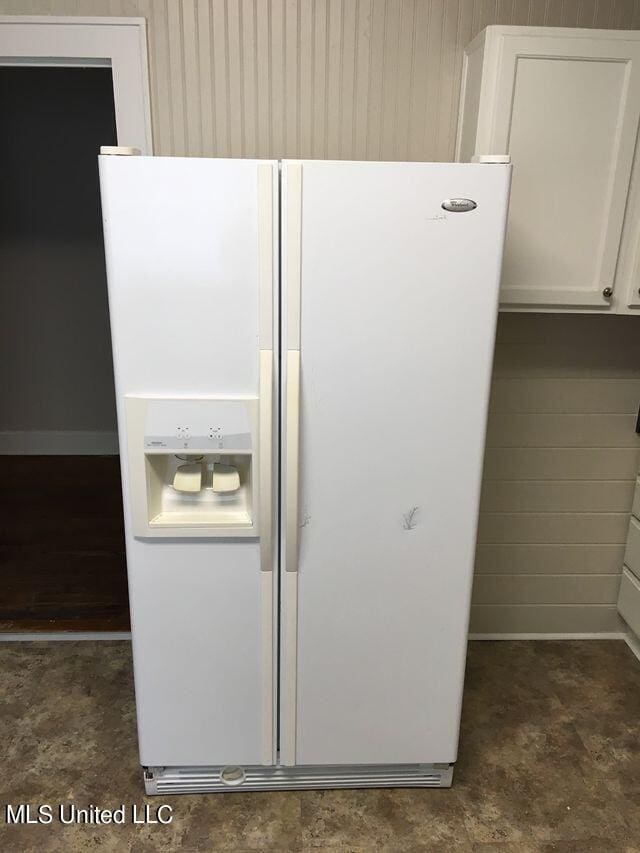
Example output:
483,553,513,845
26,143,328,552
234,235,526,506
1,640,638,852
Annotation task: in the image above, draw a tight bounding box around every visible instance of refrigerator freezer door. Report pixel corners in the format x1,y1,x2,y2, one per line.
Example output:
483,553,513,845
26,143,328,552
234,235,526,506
100,156,278,767
280,160,510,766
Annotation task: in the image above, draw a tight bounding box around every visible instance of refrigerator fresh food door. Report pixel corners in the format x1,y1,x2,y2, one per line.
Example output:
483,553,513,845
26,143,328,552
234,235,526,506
100,155,278,767
280,160,510,766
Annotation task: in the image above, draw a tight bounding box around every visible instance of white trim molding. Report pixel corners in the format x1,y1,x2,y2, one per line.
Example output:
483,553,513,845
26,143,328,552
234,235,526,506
0,430,118,455
0,632,131,641
0,16,152,153
469,632,627,641
625,630,640,662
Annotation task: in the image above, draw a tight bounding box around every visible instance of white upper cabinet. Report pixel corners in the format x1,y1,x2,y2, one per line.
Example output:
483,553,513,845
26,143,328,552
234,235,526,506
456,27,640,314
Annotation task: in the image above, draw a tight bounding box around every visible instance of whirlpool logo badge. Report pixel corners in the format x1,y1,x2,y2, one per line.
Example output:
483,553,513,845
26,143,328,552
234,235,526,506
441,198,477,212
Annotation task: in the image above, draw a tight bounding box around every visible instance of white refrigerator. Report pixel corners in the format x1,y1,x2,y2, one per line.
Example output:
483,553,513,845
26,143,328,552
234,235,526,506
99,154,510,794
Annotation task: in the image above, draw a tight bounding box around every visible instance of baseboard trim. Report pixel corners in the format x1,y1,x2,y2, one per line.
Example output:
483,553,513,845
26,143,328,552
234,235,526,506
0,631,625,643
624,630,640,662
468,632,627,641
0,632,131,641
0,430,118,455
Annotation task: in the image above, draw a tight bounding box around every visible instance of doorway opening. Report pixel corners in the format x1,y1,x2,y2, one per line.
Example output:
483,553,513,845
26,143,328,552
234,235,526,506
0,65,129,632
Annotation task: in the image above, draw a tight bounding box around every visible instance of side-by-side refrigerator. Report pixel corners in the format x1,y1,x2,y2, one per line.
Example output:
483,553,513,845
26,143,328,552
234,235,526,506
99,153,510,793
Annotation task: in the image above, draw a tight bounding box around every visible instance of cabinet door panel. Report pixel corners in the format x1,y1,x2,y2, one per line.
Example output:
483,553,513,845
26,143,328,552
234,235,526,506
492,35,640,308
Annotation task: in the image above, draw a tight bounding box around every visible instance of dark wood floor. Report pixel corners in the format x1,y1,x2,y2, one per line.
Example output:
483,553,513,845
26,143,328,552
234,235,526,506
0,456,130,632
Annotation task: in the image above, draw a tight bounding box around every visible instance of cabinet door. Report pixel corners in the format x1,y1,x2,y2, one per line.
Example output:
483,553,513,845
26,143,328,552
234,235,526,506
490,33,640,309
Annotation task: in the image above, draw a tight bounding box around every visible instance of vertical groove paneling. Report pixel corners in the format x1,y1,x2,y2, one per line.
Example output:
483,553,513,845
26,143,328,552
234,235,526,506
326,0,342,157
298,0,313,156
366,0,386,159
225,0,243,156
182,0,202,156
379,0,400,159
196,0,215,154
3,0,640,635
255,0,270,156
353,0,372,159
166,0,186,155
284,0,299,157
268,0,284,156
241,0,257,158
436,0,461,160
314,0,329,157
1,0,627,160
423,2,444,160
339,0,357,158
406,0,428,160
210,0,228,156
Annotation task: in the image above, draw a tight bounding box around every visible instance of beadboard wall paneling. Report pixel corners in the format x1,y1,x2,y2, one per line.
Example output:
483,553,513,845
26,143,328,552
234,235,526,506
474,544,627,575
472,574,622,606
3,2,640,635
470,604,625,634
475,314,640,635
489,378,640,414
483,447,640,480
2,0,640,159
487,414,639,447
477,512,631,545
480,480,636,513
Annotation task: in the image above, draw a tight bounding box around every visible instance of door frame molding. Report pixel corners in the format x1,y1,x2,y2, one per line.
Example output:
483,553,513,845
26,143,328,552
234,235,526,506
0,15,152,153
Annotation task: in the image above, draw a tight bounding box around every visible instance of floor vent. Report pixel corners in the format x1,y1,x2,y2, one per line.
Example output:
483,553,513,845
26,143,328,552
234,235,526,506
145,763,453,794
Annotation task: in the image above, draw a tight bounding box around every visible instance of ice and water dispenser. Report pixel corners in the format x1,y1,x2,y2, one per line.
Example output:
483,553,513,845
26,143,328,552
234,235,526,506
125,397,259,537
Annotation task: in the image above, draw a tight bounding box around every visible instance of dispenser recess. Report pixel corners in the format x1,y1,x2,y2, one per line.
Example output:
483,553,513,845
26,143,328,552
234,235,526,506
126,397,259,538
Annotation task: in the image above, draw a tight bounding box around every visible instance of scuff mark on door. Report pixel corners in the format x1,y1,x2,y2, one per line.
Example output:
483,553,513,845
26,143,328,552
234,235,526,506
402,506,419,530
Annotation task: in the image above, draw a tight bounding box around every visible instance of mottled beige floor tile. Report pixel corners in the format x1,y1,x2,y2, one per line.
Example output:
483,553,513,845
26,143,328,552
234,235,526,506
1,639,639,853
536,642,640,726
574,716,640,795
456,721,591,843
179,791,302,851
471,843,543,853
302,846,474,853
300,788,470,849
528,782,630,844
457,780,540,844
539,842,632,853
300,847,371,853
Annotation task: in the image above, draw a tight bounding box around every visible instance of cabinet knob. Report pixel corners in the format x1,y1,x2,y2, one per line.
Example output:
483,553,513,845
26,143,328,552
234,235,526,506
602,287,613,298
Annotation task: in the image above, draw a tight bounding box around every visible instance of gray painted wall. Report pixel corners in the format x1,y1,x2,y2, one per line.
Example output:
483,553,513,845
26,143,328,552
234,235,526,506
0,66,117,448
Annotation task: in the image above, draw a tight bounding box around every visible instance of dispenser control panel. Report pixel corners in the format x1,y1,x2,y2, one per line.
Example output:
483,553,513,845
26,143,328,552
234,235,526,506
142,399,254,452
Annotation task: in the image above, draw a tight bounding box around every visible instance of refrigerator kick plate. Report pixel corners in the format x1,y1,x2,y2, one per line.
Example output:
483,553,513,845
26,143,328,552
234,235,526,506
143,763,454,794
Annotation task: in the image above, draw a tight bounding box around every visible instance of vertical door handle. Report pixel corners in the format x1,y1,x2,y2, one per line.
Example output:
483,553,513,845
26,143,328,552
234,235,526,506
257,162,275,575
285,350,301,573
259,349,273,572
281,349,300,765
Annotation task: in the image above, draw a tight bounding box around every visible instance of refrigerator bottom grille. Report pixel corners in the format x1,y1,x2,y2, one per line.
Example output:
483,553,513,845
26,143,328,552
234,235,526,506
144,763,454,794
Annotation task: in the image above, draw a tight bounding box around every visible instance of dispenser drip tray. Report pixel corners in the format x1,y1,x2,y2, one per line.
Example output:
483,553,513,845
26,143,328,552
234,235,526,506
145,453,253,529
